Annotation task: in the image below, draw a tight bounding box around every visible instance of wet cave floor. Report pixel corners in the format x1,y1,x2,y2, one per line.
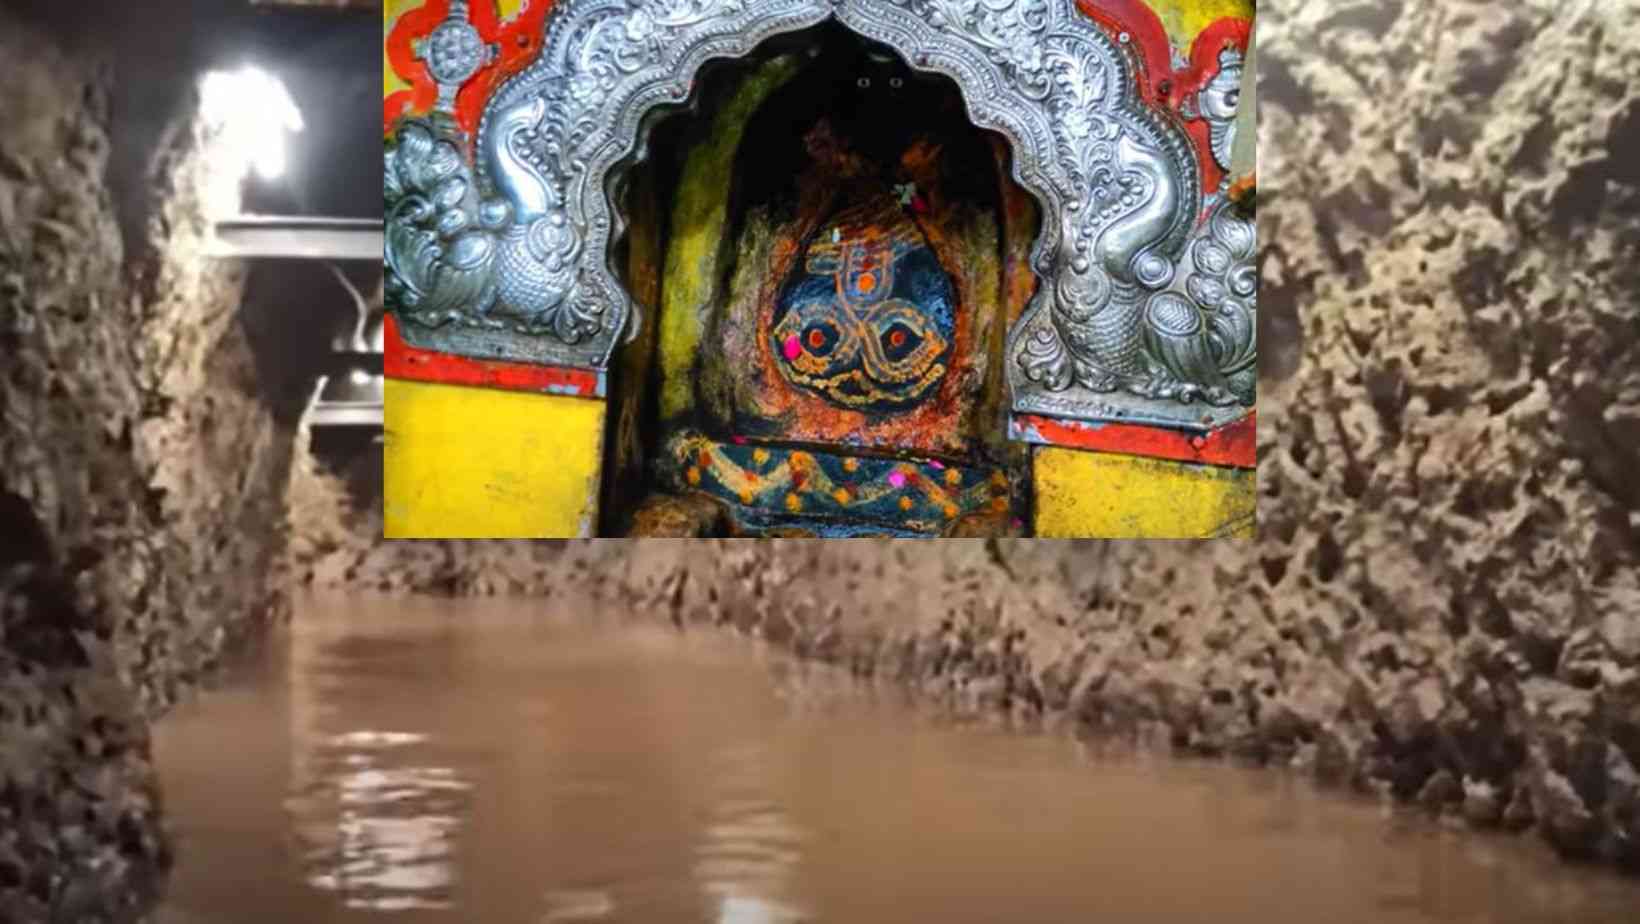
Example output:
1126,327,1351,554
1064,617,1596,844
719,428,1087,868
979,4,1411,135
148,594,1640,924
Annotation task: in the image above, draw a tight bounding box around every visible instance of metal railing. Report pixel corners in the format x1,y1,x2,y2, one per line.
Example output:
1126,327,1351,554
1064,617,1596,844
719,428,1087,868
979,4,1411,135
207,215,382,261
210,214,384,428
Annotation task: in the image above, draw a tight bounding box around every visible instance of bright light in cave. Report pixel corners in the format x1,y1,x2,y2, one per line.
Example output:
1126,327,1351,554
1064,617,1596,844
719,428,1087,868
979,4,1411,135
198,65,304,216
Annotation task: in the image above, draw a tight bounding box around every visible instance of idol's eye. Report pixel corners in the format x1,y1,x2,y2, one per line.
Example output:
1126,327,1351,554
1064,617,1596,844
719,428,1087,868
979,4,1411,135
802,324,840,357
889,77,904,89
880,323,923,360
856,77,871,89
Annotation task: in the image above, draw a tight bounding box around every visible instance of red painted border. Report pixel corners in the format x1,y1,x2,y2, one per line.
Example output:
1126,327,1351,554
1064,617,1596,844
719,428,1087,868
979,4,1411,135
385,0,556,137
385,4,1252,213
384,0,448,133
1075,0,1174,105
1011,412,1256,469
386,4,1252,141
1173,18,1253,108
458,1,555,137
1071,4,1251,196
385,315,605,398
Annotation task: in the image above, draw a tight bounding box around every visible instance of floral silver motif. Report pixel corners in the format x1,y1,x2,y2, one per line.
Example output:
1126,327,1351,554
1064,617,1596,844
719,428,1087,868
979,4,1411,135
1183,191,1256,404
413,2,497,114
382,0,1257,430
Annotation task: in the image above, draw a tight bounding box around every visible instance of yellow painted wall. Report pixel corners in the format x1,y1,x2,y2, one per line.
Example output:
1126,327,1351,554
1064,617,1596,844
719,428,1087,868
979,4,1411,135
658,55,804,421
384,0,415,99
1152,0,1254,50
384,1,607,539
383,379,606,538
1033,447,1255,539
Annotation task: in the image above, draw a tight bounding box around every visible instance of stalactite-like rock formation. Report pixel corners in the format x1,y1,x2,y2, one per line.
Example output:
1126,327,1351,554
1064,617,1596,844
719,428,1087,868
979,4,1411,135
0,10,298,919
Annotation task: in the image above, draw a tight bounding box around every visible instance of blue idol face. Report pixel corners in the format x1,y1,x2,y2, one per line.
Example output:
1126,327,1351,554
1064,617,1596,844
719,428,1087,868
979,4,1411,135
771,193,955,412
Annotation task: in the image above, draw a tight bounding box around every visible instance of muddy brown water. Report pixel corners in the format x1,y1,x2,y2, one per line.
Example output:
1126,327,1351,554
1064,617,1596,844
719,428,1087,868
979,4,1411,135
150,594,1640,924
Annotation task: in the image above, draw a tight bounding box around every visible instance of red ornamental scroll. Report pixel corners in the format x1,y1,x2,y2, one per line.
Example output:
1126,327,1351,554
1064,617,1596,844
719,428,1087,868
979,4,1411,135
385,0,555,137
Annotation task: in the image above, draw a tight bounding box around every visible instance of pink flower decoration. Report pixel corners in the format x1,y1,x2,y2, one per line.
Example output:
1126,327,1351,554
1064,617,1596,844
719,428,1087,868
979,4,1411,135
887,471,907,488
782,335,802,361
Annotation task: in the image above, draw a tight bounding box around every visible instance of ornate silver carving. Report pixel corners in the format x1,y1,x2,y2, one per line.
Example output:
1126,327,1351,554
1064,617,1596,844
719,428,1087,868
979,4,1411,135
413,1,497,114
1194,45,1242,171
383,0,1257,430
1154,190,1255,404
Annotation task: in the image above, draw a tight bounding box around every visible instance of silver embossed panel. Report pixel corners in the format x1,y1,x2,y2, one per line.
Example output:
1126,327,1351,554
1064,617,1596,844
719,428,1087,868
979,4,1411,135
383,0,1256,431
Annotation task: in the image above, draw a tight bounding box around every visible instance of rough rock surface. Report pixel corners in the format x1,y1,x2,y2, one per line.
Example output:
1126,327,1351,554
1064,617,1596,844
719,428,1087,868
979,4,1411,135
486,0,1640,874
0,12,295,921
2,5,1630,922
307,0,1639,871
1242,0,1639,866
287,451,569,597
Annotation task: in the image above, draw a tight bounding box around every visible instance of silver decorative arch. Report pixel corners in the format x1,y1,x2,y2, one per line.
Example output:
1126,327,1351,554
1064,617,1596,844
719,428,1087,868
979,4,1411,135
384,0,1256,429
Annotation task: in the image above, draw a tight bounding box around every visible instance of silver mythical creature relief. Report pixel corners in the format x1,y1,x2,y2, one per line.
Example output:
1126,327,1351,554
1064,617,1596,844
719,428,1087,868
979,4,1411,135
1185,45,1242,171
383,0,1257,431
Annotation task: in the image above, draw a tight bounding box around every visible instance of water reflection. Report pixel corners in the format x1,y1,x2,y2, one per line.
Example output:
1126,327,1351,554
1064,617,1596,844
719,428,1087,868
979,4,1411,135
717,894,798,924
321,814,457,911
283,647,472,912
539,888,616,921
694,745,808,923
149,594,1640,924
298,748,468,911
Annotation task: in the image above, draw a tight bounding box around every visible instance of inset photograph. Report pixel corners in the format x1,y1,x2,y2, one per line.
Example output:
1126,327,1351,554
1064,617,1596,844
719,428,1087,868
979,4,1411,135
382,0,1259,538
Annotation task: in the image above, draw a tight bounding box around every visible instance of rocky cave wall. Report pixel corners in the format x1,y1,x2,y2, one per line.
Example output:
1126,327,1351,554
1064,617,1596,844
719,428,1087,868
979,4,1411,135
287,452,568,596
0,11,299,920
603,0,1640,870
331,0,1640,872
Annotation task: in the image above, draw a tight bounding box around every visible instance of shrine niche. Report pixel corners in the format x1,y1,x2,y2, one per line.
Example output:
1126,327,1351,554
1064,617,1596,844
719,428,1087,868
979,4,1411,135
594,25,1021,536
381,0,1258,538
696,34,1009,460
